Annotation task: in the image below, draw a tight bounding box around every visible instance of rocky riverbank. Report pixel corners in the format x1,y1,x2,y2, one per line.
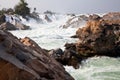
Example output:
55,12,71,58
0,30,74,80
48,12,120,69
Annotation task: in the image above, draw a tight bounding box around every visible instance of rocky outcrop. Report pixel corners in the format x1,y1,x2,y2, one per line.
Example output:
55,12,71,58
0,14,30,30
102,12,120,24
55,12,120,69
76,13,120,57
0,22,30,30
0,22,17,30
0,30,74,80
49,43,82,69
61,15,88,28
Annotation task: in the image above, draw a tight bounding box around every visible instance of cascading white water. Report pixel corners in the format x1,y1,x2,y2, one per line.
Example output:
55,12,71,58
10,14,120,80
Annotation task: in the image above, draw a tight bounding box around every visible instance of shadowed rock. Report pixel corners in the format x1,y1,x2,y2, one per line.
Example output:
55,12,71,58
0,30,74,80
49,43,82,69
0,15,6,25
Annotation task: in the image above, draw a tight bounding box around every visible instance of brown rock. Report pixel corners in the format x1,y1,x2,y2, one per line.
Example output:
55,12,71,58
0,30,74,80
0,22,17,30
103,12,120,23
76,13,120,57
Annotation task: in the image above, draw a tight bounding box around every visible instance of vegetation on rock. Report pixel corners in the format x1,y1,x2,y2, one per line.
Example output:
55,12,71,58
14,0,30,18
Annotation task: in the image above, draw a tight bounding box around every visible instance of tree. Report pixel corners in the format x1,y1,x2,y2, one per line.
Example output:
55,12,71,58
14,0,30,17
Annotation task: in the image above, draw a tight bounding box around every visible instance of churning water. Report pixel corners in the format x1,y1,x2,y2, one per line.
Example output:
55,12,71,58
10,14,120,80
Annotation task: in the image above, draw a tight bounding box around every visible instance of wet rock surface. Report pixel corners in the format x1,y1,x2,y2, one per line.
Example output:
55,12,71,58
76,13,120,57
0,30,74,80
49,43,82,69
61,15,88,28
52,12,120,69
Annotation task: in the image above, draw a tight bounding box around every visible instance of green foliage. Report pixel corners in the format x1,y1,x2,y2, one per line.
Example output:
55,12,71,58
0,8,7,15
14,0,30,17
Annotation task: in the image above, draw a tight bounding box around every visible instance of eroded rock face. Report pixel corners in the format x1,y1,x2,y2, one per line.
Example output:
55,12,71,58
76,13,120,57
0,30,74,80
61,15,88,28
56,13,120,69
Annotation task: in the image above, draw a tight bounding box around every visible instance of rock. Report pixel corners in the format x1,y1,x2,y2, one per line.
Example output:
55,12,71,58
0,15,6,25
63,43,82,69
71,35,78,38
102,12,120,24
45,15,52,22
88,14,101,21
0,22,17,30
49,48,64,58
61,15,88,28
0,30,74,80
28,12,43,23
14,22,30,30
49,43,82,69
76,13,120,57
0,22,30,30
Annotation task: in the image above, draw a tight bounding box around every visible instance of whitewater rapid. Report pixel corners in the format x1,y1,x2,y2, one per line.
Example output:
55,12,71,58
10,14,78,50
10,14,120,80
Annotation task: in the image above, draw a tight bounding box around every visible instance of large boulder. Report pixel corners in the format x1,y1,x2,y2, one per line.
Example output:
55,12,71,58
76,13,120,57
0,30,74,80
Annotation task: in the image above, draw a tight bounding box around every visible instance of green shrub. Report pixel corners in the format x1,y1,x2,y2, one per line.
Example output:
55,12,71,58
14,0,30,17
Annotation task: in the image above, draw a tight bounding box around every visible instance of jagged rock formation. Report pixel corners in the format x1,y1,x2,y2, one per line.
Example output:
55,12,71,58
48,43,82,69
76,12,120,57
0,30,74,80
51,12,120,69
61,15,88,28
